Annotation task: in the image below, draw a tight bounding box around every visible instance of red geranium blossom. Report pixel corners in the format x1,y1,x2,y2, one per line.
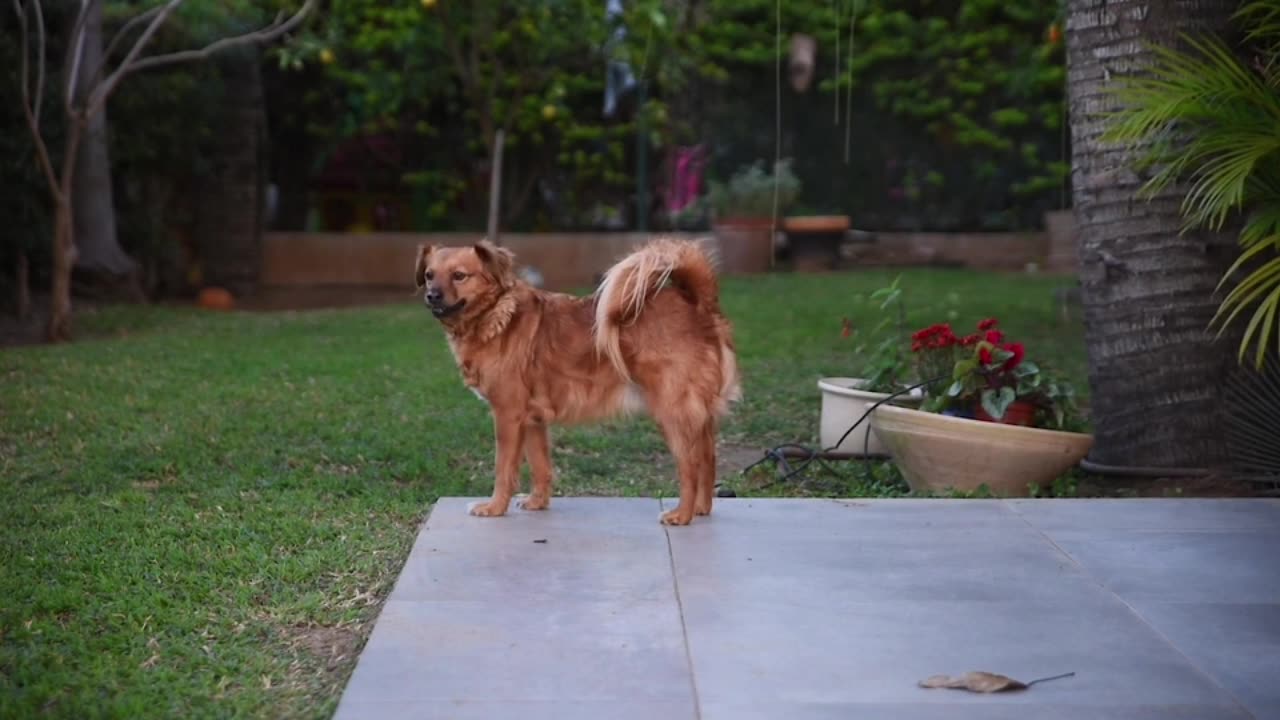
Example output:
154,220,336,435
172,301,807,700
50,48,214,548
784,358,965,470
978,317,999,331
978,346,994,364
984,329,1004,344
1002,342,1025,371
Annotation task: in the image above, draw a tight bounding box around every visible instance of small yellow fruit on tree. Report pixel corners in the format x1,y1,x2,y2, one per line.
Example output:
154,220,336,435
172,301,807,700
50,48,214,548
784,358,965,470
319,48,335,65
421,0,436,8
542,104,557,121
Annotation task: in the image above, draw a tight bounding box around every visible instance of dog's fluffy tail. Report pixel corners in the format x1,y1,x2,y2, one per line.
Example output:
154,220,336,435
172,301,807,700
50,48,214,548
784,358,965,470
594,238,721,378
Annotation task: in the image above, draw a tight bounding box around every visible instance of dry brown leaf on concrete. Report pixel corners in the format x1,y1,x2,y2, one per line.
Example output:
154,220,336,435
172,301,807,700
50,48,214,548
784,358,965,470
918,671,1075,693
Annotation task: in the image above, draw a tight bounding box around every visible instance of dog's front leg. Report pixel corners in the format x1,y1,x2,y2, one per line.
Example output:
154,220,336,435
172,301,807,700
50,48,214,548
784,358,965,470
468,414,526,518
517,423,553,511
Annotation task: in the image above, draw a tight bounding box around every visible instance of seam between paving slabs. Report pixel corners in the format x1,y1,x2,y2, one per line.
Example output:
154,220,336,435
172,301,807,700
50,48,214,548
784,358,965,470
1000,499,1259,720
660,497,704,720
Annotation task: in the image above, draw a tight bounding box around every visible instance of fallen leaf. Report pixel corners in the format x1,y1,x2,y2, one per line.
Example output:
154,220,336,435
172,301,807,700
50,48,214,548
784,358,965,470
919,671,1074,693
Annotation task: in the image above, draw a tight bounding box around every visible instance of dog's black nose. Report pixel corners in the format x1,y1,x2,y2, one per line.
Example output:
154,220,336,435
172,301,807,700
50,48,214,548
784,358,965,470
426,288,443,305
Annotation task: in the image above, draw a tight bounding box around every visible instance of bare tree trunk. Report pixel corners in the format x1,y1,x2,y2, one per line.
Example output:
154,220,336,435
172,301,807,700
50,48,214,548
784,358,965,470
48,196,76,342
47,123,81,343
1066,0,1241,468
71,0,137,281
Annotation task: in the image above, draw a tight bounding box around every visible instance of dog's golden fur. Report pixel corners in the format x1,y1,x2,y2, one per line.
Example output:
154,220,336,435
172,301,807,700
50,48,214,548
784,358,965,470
415,238,740,525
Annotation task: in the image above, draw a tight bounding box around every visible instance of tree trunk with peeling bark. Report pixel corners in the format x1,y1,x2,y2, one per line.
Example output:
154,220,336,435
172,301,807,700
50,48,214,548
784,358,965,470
71,0,137,283
1066,0,1242,468
12,0,313,342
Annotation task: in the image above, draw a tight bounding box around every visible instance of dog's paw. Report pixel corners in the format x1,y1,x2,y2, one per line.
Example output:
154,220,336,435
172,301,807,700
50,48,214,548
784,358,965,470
659,508,693,526
467,499,509,517
517,494,550,511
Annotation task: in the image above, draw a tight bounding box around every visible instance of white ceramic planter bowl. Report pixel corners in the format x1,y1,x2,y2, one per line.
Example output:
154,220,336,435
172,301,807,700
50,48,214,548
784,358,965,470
818,377,923,456
870,404,1094,496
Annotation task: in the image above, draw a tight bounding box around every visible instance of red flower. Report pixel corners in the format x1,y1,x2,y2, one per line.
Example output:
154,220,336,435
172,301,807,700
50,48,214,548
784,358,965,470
912,323,947,341
841,318,852,338
959,333,980,347
978,318,999,331
1002,342,1025,371
978,347,994,364
911,340,923,352
985,329,1004,344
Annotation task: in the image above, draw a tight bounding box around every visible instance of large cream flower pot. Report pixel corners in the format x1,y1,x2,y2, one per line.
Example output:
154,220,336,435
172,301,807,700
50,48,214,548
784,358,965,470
818,377,922,457
870,404,1093,497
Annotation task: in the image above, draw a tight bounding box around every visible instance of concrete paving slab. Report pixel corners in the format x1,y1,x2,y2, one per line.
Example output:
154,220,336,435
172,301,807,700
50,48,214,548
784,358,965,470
334,497,1280,720
1007,498,1280,532
1119,601,1280,716
1044,530,1280,602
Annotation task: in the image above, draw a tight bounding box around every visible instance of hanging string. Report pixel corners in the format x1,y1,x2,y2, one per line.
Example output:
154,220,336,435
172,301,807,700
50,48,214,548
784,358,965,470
834,0,842,125
771,0,782,248
844,0,859,164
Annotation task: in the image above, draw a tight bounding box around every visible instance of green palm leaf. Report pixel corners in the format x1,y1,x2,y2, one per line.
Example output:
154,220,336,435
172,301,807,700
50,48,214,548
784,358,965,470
1104,0,1280,368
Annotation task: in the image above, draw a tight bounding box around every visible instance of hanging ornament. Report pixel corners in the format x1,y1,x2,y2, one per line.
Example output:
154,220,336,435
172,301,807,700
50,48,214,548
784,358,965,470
789,33,817,93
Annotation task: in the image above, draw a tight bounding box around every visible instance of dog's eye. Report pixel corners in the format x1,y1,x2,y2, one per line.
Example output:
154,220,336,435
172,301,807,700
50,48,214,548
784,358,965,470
424,270,434,281
452,271,468,283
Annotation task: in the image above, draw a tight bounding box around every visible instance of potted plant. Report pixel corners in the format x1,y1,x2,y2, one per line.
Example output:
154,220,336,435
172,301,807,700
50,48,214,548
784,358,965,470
818,277,923,456
708,159,800,274
870,317,1093,495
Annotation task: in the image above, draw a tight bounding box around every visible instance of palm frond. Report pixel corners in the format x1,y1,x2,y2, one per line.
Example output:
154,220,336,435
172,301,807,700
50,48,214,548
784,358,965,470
1105,20,1280,367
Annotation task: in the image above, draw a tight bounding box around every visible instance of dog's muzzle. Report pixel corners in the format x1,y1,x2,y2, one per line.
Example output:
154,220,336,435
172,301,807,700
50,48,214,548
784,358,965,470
426,292,466,318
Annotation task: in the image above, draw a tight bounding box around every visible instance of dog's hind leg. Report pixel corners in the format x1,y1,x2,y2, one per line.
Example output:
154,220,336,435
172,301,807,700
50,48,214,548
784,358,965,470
694,420,717,516
469,414,525,517
518,423,553,511
654,412,702,526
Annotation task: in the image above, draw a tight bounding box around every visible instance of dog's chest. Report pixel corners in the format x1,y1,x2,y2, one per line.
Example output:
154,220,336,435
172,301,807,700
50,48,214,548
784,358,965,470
446,337,489,403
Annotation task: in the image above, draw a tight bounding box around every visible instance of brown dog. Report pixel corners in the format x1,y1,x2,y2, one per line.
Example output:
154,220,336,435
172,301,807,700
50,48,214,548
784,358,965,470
415,238,741,525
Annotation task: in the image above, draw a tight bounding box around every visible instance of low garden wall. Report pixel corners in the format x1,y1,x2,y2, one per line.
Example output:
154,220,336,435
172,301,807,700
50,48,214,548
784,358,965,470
261,232,698,291
848,231,1051,272
261,228,1065,293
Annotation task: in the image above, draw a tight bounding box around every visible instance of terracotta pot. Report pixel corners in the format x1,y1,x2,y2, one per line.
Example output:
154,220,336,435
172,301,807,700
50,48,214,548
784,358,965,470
818,377,923,456
713,219,775,274
974,399,1037,426
870,404,1093,497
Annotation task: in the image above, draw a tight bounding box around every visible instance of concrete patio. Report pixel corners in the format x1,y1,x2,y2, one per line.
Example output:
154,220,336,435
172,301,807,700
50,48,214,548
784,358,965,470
333,497,1280,720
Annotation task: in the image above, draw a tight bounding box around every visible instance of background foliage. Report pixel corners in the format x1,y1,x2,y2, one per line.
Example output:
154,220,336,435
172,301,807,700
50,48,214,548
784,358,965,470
3,0,1070,306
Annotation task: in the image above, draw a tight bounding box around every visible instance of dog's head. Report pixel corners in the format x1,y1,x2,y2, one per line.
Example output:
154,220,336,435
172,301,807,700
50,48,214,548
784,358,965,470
414,240,517,322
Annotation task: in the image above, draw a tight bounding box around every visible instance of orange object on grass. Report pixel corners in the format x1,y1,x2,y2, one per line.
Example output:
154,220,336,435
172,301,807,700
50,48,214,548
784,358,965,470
197,287,235,311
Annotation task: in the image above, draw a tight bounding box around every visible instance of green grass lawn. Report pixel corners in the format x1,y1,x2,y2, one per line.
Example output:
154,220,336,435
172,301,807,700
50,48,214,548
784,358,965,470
0,269,1084,718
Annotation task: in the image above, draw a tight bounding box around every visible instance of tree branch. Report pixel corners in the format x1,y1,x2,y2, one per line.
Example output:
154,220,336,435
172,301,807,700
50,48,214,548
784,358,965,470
98,2,164,80
64,0,93,115
30,0,45,124
83,0,185,118
11,0,60,198
123,0,313,75
85,0,316,121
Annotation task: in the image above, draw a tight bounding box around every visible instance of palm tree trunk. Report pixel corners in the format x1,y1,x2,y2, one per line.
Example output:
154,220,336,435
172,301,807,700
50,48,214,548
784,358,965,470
1066,0,1242,468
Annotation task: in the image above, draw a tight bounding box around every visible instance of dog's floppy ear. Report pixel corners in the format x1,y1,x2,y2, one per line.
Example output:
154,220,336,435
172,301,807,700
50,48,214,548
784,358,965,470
473,239,516,288
414,244,435,289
